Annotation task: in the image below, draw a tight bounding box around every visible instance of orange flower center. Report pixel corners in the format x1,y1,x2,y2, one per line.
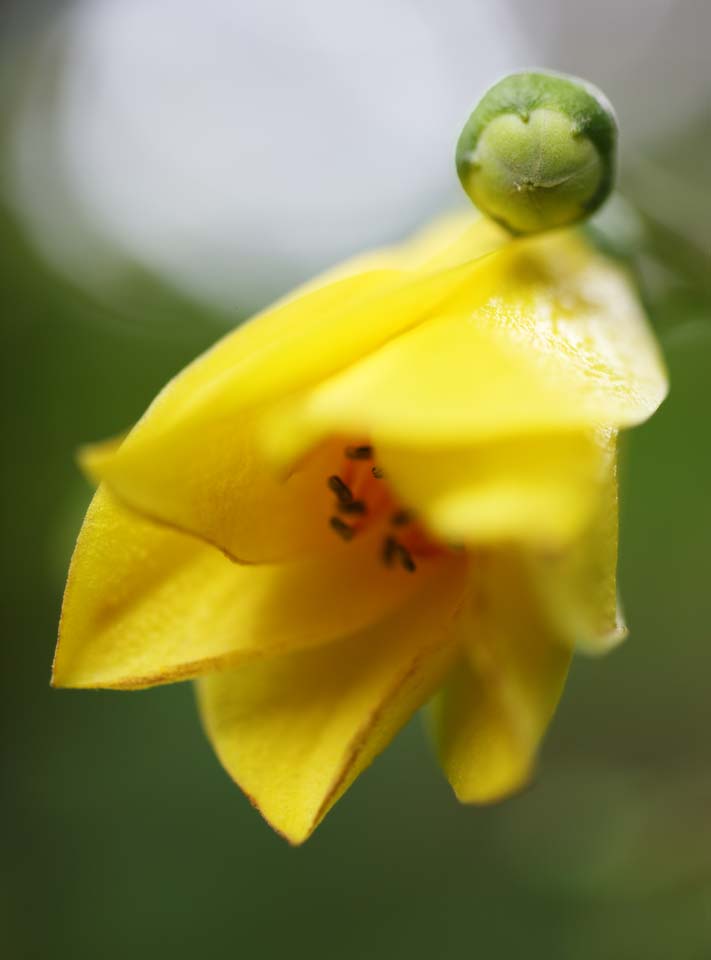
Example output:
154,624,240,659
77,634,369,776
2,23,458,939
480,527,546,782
325,443,442,572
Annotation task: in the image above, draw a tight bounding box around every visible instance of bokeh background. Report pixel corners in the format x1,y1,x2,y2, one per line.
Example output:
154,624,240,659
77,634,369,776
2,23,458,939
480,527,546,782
2,1,710,957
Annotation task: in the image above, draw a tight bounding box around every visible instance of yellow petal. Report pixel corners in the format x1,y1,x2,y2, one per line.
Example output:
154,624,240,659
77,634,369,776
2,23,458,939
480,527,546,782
88,216,508,553
84,414,357,563
78,433,125,474
525,438,625,654
197,557,469,844
265,230,667,462
430,552,571,803
378,429,614,550
53,486,432,690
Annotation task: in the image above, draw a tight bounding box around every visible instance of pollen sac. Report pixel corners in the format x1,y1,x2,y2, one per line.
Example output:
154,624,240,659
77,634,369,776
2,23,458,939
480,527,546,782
329,516,355,541
327,475,354,505
344,445,374,461
456,71,617,234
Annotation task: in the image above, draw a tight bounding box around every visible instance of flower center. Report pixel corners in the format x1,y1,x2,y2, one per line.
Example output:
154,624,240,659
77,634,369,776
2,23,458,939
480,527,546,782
325,443,440,573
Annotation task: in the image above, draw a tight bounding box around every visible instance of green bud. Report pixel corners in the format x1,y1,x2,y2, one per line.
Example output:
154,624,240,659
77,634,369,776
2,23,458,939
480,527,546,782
456,71,617,234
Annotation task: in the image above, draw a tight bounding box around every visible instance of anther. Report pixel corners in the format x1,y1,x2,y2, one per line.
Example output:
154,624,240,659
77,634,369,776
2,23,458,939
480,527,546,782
382,535,398,567
345,445,373,460
330,516,355,541
381,535,417,572
338,500,367,516
372,466,385,479
396,544,417,573
327,475,353,505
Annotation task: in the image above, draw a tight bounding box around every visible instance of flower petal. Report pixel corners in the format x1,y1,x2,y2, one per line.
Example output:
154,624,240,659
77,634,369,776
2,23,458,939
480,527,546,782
83,414,356,563
430,552,571,803
196,557,469,844
526,442,625,654
53,487,433,689
378,429,615,550
86,217,507,556
265,230,667,463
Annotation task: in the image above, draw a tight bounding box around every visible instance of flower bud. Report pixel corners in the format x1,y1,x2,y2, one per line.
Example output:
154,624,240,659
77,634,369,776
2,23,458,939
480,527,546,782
456,71,617,234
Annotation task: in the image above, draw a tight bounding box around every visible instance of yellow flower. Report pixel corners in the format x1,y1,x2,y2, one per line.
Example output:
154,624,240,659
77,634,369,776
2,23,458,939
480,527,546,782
52,212,667,844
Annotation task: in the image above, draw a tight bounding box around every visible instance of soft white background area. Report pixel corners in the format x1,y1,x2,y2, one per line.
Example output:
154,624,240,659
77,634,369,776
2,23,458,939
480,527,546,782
7,0,709,314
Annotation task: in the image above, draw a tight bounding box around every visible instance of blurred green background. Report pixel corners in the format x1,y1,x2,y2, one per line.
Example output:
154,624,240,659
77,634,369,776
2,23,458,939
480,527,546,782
2,2,711,958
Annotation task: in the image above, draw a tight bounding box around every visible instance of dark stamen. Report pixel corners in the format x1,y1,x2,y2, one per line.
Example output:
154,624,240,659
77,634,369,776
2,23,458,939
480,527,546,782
330,516,355,541
338,499,367,516
396,543,417,573
390,509,413,527
327,475,353,505
372,466,385,479
382,535,398,566
381,535,417,572
345,444,374,460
